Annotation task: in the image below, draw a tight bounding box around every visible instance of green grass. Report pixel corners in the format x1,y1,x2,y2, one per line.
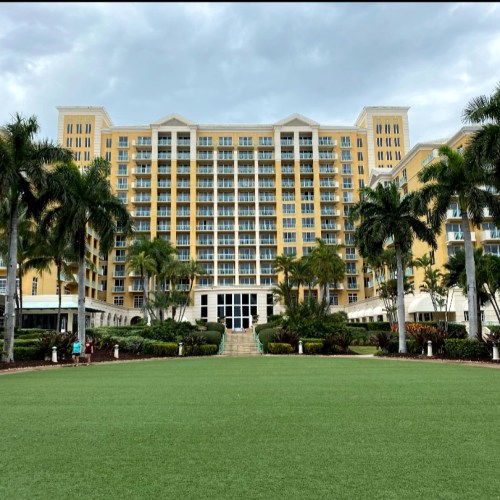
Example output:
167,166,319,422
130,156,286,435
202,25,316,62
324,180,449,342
1,357,499,499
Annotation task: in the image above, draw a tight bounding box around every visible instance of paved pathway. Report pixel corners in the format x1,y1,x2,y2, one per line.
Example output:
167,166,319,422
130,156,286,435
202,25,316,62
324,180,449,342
220,329,261,356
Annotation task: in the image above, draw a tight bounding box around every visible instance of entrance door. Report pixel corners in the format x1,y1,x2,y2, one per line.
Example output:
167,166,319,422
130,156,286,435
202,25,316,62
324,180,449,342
217,293,257,331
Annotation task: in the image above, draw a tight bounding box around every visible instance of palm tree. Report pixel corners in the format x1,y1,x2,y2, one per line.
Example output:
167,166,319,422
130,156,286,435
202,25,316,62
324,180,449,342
290,256,315,294
178,259,203,321
462,82,500,186
0,114,72,362
417,145,500,339
273,253,297,288
308,238,345,305
351,182,436,353
126,249,157,323
41,158,133,346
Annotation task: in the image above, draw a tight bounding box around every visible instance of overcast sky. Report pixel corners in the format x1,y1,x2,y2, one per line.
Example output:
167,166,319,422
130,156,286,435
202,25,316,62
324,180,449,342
1,2,499,147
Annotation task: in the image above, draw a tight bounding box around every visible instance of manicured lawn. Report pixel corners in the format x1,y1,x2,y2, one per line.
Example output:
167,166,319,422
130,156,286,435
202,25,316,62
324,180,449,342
1,357,499,499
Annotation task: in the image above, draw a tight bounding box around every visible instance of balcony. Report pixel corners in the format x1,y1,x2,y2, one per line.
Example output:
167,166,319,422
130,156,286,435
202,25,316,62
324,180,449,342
134,152,152,160
218,254,235,260
446,209,462,220
128,285,144,293
158,138,172,146
133,138,152,147
157,224,171,231
446,232,476,244
158,152,171,160
480,229,500,243
197,254,214,261
219,239,235,245
112,286,125,293
196,224,214,231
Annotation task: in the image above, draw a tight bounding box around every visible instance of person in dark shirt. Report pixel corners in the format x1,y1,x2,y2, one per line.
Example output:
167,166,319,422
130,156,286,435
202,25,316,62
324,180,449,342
85,338,94,366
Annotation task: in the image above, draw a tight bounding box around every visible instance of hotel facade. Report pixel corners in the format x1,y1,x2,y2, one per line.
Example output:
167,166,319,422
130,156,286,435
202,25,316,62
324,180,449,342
1,105,497,331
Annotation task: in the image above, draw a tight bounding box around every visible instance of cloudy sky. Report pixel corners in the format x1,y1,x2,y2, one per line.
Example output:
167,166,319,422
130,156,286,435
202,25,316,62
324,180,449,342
1,2,499,147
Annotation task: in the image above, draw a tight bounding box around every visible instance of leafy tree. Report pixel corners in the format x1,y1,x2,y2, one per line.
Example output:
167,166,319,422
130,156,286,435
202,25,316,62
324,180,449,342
351,182,436,353
273,253,297,288
0,114,72,361
418,145,500,339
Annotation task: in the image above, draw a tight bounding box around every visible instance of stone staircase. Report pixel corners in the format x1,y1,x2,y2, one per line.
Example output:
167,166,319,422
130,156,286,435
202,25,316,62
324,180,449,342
220,330,261,356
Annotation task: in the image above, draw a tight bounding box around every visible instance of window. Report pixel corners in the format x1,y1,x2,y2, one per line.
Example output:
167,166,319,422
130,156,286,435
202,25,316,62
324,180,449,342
302,217,314,228
105,152,111,161
330,294,339,306
259,137,273,146
386,151,392,161
343,192,354,203
32,277,38,295
358,165,364,175
394,123,400,134
283,247,296,256
239,137,252,146
76,123,82,134
118,151,128,161
357,152,363,161
84,151,90,161
284,232,296,243
118,164,128,175
385,137,392,147
283,204,295,214
342,164,352,175
377,151,383,160
301,203,314,214
395,151,401,161
283,218,296,228
114,296,124,307
376,123,382,134
302,232,316,243
346,247,356,260
385,123,391,134
85,123,92,134
357,138,363,148
358,179,365,188
66,138,72,147
343,206,352,217
348,293,358,303
134,296,144,309
75,138,81,148
344,221,354,231
117,192,127,204
219,136,233,146
75,152,81,161
376,137,383,147
282,192,295,201
395,137,400,147
342,177,353,189
85,137,91,148
118,136,128,147
106,138,112,148
340,136,351,148
67,123,73,134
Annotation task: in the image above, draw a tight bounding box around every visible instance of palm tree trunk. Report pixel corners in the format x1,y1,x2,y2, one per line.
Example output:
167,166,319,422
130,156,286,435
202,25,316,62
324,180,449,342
19,270,23,329
476,295,483,342
396,245,407,353
3,200,18,362
461,213,478,340
56,264,62,333
144,272,151,326
77,229,86,346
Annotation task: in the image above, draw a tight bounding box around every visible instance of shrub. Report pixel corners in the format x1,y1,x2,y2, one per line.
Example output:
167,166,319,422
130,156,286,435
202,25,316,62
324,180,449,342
274,328,300,351
255,322,279,335
348,322,391,331
182,333,207,347
142,342,178,357
143,320,195,342
322,333,338,354
304,342,323,354
14,328,50,338
258,328,277,353
117,336,145,354
185,344,218,356
13,346,43,361
444,339,490,360
204,322,225,334
370,331,394,352
87,326,145,338
334,329,353,352
202,330,222,346
36,332,74,360
268,343,293,354
16,331,46,340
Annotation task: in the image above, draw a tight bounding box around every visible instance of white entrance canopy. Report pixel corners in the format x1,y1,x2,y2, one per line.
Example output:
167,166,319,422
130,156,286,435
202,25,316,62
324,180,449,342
408,295,455,314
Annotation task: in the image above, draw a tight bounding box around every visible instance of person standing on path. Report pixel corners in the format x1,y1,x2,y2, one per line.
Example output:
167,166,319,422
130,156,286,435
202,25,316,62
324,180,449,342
72,337,81,366
84,338,94,366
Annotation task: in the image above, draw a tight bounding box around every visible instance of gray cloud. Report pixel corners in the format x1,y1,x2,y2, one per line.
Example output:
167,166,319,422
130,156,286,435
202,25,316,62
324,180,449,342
1,2,499,147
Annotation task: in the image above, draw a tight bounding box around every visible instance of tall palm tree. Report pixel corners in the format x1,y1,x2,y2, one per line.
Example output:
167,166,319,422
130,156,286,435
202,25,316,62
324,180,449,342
462,82,500,186
351,182,436,353
417,145,500,339
308,238,345,305
0,114,72,361
126,249,157,323
273,254,297,288
178,259,203,321
42,158,133,346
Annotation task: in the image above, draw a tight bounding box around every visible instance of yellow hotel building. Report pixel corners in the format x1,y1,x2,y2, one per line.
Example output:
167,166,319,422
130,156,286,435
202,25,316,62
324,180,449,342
3,106,495,331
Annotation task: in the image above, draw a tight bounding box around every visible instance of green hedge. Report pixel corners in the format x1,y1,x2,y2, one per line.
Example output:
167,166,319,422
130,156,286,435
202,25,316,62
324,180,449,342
258,328,277,353
200,330,222,346
142,342,178,357
347,322,391,331
87,326,146,338
185,344,218,356
12,346,43,361
489,325,500,334
444,339,491,359
1,339,40,348
255,322,279,335
268,343,293,354
204,322,225,334
304,342,323,354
